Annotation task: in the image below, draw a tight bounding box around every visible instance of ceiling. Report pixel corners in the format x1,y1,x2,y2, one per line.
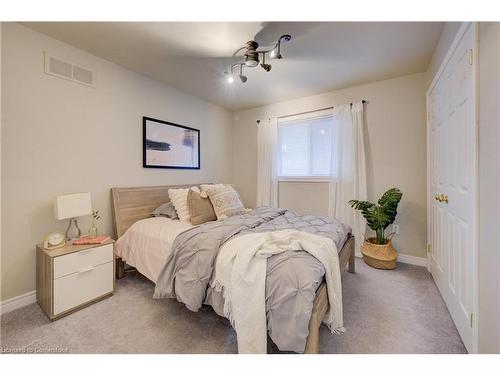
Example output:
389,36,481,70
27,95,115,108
23,22,443,111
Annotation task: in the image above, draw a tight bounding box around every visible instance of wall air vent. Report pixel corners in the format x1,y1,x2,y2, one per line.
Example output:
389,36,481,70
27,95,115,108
44,52,95,87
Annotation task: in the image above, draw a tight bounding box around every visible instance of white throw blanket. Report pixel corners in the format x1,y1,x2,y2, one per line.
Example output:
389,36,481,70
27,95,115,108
212,229,344,354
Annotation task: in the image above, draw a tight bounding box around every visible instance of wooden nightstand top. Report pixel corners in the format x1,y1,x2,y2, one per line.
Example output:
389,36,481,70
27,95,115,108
36,238,115,258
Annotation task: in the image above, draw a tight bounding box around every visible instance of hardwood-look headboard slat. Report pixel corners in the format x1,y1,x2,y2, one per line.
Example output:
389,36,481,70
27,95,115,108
111,184,208,239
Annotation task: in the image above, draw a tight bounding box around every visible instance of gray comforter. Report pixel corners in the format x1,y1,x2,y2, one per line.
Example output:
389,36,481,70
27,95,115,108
153,207,350,353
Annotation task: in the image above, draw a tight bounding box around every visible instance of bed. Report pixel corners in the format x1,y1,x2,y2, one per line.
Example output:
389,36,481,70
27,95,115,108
111,184,355,354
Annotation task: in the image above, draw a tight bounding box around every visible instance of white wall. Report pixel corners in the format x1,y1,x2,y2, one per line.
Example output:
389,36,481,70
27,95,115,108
477,22,500,354
232,73,428,259
426,22,461,85
278,182,329,216
1,23,233,302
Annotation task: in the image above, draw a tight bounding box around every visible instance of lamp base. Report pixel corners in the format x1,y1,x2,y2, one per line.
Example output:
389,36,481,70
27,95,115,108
65,218,82,241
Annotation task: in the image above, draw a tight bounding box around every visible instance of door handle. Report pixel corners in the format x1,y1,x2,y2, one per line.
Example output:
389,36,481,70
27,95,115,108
435,194,448,203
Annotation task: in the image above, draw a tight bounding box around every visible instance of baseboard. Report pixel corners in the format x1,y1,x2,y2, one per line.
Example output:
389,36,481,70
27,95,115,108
355,252,427,267
1,290,36,315
397,254,428,267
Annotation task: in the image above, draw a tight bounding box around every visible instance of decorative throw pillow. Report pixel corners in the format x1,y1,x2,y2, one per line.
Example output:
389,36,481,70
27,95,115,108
188,189,217,225
168,186,200,222
200,183,245,203
201,184,245,219
151,202,178,219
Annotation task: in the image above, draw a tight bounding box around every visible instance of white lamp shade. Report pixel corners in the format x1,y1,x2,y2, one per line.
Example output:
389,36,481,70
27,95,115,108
54,193,92,220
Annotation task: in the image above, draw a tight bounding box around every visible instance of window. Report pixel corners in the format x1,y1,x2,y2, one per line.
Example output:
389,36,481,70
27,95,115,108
278,110,333,178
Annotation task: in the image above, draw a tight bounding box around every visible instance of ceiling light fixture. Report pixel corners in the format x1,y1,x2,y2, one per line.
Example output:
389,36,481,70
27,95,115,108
225,34,291,84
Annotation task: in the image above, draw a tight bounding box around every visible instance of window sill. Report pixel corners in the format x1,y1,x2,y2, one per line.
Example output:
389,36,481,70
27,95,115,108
278,177,330,183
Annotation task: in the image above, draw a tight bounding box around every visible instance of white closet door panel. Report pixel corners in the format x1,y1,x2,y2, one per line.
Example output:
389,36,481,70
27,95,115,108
428,23,475,352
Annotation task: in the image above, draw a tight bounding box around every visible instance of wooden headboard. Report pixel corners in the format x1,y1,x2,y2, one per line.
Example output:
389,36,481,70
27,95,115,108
111,184,207,239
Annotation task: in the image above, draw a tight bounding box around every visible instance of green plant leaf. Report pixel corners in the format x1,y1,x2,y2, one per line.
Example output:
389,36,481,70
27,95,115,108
349,188,402,244
348,200,373,211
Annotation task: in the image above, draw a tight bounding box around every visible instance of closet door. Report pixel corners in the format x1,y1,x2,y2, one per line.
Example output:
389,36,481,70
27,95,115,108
428,23,476,353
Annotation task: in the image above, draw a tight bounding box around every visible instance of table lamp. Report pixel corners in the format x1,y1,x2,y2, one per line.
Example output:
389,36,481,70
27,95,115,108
54,192,92,240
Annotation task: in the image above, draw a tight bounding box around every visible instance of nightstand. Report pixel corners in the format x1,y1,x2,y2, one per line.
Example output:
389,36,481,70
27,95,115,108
36,239,115,320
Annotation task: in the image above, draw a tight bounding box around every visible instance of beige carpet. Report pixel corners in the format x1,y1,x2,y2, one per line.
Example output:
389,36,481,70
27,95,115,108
0,258,467,354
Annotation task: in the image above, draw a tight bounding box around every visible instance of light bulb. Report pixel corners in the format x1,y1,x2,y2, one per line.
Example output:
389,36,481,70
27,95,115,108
227,76,234,83
245,60,259,67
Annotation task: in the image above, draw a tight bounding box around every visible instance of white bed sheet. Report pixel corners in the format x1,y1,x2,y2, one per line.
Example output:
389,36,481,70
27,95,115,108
115,217,194,283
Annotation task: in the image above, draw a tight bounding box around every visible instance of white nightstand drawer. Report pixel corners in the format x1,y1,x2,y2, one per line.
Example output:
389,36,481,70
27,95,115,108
54,243,113,279
53,261,113,315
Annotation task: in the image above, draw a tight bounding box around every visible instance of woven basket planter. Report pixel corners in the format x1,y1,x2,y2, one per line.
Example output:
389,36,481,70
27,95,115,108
361,237,398,270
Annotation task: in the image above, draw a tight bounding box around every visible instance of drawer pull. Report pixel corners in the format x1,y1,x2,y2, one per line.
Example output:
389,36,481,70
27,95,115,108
78,266,95,274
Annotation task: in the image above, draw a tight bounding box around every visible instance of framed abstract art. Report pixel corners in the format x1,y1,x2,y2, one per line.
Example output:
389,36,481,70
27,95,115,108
143,116,200,169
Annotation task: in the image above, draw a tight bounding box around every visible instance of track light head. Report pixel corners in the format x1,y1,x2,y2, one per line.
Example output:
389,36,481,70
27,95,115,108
244,40,260,67
238,64,247,83
261,63,272,72
245,54,259,67
275,44,283,59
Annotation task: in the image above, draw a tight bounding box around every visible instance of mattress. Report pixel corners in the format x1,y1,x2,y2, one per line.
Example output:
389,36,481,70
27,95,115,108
114,217,193,283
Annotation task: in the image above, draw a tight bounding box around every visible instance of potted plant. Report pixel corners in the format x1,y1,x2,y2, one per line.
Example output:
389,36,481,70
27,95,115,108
349,188,403,269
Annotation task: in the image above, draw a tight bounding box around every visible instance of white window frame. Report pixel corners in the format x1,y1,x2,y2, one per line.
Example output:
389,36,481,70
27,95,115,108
277,108,333,183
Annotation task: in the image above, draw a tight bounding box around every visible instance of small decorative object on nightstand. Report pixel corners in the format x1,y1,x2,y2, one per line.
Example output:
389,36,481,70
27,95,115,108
43,232,66,250
36,238,115,320
88,209,100,238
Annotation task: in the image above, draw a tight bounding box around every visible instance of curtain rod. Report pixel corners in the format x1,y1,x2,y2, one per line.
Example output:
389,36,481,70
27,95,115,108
256,100,366,124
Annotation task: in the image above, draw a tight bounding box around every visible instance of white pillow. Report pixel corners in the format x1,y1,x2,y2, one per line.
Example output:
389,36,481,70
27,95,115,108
168,186,200,222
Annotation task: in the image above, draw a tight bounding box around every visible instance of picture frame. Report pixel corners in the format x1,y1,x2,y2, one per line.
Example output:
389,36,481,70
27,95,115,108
143,116,200,169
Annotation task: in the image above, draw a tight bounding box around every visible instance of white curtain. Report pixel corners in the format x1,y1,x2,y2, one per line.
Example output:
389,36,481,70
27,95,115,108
256,117,278,207
328,101,367,252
